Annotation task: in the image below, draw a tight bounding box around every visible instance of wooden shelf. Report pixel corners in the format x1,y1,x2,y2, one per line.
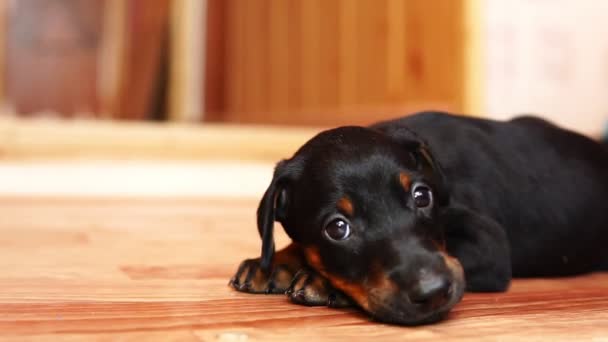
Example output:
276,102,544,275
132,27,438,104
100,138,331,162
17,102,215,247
0,117,321,162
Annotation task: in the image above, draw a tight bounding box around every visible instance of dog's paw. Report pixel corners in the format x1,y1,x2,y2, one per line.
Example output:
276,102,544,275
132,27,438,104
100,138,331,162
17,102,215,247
286,269,352,307
229,258,294,294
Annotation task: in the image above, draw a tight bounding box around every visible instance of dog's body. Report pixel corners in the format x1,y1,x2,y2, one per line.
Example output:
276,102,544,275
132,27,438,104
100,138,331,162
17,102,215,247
372,113,608,277
230,112,608,325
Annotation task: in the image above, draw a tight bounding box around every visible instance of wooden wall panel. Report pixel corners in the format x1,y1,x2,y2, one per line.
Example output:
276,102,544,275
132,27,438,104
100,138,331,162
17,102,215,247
115,0,170,120
286,1,302,115
317,1,339,109
204,0,226,121
207,0,466,126
338,0,358,108
267,0,289,116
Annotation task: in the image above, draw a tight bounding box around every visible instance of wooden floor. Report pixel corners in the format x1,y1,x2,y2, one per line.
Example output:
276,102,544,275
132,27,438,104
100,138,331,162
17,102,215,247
1,196,608,341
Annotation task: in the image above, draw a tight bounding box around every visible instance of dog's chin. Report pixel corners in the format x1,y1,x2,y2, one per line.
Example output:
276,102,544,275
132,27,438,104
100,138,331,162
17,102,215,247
366,280,465,326
369,308,449,326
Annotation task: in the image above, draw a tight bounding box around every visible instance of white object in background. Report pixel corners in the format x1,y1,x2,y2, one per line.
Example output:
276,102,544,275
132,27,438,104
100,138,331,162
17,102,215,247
483,0,608,135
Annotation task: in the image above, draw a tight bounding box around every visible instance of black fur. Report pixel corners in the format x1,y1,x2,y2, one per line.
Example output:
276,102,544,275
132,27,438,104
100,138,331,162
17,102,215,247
372,113,608,277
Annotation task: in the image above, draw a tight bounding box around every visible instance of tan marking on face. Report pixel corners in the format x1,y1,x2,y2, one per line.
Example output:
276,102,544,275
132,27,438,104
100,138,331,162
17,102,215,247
272,243,303,269
439,251,464,283
303,246,324,271
303,247,396,311
325,275,370,310
432,239,447,252
364,260,398,304
337,197,354,216
367,261,396,289
399,172,411,191
303,246,368,308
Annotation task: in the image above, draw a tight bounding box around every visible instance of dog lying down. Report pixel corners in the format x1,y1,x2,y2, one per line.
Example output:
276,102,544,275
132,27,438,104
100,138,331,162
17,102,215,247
229,111,608,325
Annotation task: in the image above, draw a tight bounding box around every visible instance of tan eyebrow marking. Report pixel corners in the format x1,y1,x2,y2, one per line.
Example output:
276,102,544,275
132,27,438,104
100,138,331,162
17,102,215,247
337,197,354,216
399,172,411,191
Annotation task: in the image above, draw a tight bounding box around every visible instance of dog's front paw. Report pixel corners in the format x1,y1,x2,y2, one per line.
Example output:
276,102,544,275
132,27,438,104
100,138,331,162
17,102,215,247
286,269,352,307
229,258,294,294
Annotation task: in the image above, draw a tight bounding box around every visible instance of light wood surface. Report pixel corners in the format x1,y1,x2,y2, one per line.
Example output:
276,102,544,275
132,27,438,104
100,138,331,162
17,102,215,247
1,196,607,341
0,117,321,161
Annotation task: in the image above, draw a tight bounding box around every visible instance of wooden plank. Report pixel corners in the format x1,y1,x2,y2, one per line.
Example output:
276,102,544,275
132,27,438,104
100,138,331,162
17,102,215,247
356,0,388,106
223,0,246,119
267,0,290,116
1,196,607,340
0,117,321,161
386,0,407,103
286,0,303,112
318,0,340,109
300,0,322,111
243,0,269,114
168,0,204,121
116,0,170,120
337,0,358,108
203,0,226,121
98,0,127,119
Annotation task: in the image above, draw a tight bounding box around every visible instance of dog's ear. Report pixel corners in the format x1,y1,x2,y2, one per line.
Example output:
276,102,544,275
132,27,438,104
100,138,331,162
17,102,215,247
375,125,450,206
412,145,449,205
256,159,298,271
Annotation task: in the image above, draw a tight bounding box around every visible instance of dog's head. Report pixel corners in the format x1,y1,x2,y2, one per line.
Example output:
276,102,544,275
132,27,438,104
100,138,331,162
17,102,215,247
257,126,464,325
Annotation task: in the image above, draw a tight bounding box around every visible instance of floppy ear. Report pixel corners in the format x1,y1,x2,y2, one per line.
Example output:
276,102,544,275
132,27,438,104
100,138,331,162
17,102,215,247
374,124,450,205
412,145,449,206
256,160,295,271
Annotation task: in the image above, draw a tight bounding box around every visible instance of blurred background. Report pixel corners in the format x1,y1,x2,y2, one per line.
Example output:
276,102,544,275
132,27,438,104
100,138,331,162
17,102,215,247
0,0,607,196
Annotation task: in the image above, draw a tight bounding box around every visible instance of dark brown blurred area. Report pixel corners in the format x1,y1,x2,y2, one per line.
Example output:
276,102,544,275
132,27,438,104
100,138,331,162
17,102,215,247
6,0,103,116
3,0,169,120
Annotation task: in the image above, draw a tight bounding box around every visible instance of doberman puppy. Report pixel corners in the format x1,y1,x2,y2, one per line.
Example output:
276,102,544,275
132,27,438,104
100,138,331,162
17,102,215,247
229,111,608,325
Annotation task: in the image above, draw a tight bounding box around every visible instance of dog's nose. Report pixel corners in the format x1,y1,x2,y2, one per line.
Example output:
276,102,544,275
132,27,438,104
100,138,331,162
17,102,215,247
409,271,452,308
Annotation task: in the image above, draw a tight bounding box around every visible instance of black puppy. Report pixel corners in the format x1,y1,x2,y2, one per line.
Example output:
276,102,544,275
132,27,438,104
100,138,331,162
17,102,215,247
230,111,608,325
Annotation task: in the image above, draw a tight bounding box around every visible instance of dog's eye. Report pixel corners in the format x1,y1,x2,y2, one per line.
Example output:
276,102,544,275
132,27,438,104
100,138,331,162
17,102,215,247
324,218,351,241
412,183,433,208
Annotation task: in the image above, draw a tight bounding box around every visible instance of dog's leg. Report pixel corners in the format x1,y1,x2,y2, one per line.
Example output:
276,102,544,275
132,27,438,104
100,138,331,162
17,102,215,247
229,243,304,294
286,268,353,308
443,205,512,292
